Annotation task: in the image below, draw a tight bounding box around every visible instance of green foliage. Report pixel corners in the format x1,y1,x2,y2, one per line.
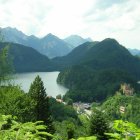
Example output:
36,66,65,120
0,86,35,122
78,114,90,136
66,98,73,106
56,94,62,99
54,118,88,140
0,42,53,72
58,65,138,102
0,45,13,84
101,95,140,127
106,120,140,140
49,97,78,121
28,75,54,134
56,38,140,79
0,115,53,140
0,32,13,82
54,120,75,140
89,109,110,140
71,136,97,140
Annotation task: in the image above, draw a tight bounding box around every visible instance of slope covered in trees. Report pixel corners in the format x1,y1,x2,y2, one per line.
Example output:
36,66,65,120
0,42,54,72
101,94,140,127
57,38,140,102
56,38,140,79
58,65,139,102
52,42,98,70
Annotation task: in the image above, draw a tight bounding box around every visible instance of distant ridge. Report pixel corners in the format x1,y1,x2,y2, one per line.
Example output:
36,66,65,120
128,48,140,56
64,35,93,48
0,27,72,58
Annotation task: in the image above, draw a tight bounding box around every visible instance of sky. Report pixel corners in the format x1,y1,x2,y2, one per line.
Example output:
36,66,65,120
0,0,140,49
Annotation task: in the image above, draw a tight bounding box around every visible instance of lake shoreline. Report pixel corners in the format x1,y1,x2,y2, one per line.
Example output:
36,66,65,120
11,72,68,97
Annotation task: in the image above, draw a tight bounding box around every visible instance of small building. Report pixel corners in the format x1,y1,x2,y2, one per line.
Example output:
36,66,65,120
120,83,134,96
120,106,125,113
56,99,63,103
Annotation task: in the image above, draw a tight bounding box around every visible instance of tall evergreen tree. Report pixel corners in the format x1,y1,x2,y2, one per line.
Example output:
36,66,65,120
0,32,13,84
89,109,110,140
28,75,54,134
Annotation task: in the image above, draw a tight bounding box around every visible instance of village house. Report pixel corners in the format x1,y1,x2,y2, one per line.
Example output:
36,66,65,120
120,83,134,96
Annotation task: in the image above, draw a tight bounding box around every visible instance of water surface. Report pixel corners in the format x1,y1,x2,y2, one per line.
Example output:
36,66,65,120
12,72,68,97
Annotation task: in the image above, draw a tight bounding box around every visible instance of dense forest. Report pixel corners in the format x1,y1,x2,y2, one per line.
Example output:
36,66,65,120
54,39,140,79
57,39,140,102
0,42,54,72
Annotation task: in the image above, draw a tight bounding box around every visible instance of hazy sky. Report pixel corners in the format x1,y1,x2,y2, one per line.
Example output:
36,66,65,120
0,0,140,49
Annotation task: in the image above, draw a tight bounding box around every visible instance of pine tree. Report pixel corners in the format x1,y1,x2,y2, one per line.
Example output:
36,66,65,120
28,75,54,135
0,32,13,84
89,109,110,140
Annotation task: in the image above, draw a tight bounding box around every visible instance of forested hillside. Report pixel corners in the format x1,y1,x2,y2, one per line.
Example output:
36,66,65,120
57,38,140,102
58,65,139,102
0,42,54,72
55,38,140,79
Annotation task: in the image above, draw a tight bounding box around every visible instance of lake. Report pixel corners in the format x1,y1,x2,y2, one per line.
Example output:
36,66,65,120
11,72,68,97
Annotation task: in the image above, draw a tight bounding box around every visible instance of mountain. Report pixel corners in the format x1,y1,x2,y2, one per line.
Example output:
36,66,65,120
0,27,72,58
137,53,140,57
57,38,140,102
0,42,53,72
39,33,72,58
128,48,140,56
52,41,98,69
64,35,93,48
55,38,140,78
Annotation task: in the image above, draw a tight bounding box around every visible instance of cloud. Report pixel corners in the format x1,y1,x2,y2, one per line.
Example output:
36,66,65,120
0,0,140,49
80,0,140,48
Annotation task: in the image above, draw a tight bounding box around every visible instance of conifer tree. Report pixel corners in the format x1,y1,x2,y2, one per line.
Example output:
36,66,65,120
28,75,54,135
90,109,110,140
0,32,13,84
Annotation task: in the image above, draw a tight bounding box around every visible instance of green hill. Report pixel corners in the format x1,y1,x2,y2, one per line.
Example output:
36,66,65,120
101,94,140,127
0,42,53,72
52,41,98,70
57,38,140,102
55,38,140,78
58,66,138,102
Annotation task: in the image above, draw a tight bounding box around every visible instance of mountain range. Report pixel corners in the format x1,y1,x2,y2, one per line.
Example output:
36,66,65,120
1,26,140,77
0,27,72,58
